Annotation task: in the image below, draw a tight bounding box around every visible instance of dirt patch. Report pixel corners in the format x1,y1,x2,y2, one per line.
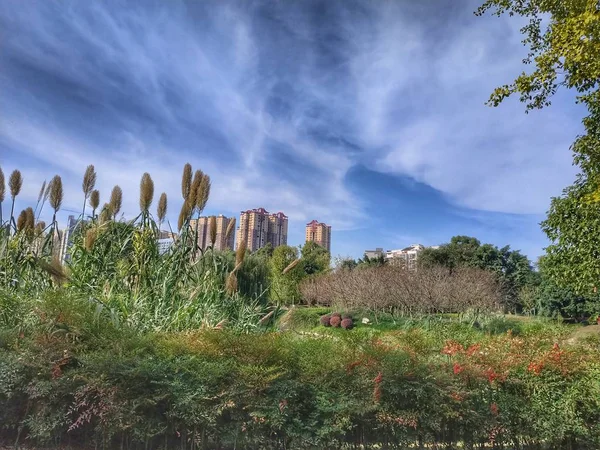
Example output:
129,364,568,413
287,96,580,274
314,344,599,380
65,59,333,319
565,324,600,344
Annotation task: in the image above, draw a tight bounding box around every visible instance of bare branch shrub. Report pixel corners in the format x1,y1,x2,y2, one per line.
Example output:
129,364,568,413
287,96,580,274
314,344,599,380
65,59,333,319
300,266,501,316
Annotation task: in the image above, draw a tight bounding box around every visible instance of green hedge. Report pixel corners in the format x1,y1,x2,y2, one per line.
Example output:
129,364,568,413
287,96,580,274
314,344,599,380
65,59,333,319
1,313,600,449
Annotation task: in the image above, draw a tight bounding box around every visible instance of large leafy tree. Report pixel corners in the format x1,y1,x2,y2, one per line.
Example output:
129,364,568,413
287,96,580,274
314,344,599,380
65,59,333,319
420,235,534,309
478,0,600,294
300,241,330,275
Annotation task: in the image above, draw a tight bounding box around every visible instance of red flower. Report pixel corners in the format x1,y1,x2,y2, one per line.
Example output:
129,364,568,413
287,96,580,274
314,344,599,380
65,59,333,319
466,344,481,356
486,368,499,383
527,361,544,375
442,340,464,356
490,403,499,416
453,363,464,375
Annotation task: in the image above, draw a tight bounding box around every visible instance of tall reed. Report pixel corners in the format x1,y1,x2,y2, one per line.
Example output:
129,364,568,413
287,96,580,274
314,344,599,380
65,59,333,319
9,170,23,232
0,166,4,226
81,165,97,218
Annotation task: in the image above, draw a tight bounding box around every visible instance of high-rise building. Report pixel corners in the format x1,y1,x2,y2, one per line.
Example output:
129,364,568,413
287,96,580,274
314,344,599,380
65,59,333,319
386,244,425,271
189,215,235,251
236,208,288,252
57,215,87,263
305,220,331,252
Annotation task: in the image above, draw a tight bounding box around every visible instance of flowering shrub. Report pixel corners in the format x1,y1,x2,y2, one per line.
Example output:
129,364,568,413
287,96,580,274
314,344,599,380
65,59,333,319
319,314,331,326
1,315,599,449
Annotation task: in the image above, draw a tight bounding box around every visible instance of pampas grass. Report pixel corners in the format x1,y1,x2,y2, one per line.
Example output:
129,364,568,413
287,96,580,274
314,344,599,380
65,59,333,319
9,170,22,230
49,175,63,213
9,170,22,199
90,190,100,217
282,258,301,275
209,215,217,246
189,170,203,211
157,193,167,226
225,218,236,242
82,165,97,217
236,239,247,266
0,166,4,224
196,174,211,214
139,173,154,213
99,203,113,225
181,163,192,200
109,186,122,220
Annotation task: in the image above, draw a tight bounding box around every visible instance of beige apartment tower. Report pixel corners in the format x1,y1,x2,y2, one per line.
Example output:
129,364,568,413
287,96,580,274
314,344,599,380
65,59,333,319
305,220,331,252
236,208,288,252
189,215,235,251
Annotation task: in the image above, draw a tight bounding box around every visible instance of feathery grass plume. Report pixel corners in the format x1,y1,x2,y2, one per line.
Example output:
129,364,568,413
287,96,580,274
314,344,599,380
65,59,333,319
139,172,154,212
85,228,97,251
0,166,4,202
16,210,27,232
209,215,217,246
35,221,46,235
225,218,235,242
282,258,301,275
25,207,34,231
89,189,100,216
196,174,211,214
157,192,167,224
181,163,192,200
236,239,247,266
38,253,69,286
109,186,122,219
99,203,113,225
82,164,96,197
0,166,4,224
81,164,97,217
188,170,203,210
9,170,22,198
36,180,46,207
49,175,63,213
226,271,238,296
177,199,192,231
8,170,22,230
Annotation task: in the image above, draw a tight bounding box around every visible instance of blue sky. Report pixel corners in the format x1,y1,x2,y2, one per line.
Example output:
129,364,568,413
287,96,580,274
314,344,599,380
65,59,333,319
0,1,584,262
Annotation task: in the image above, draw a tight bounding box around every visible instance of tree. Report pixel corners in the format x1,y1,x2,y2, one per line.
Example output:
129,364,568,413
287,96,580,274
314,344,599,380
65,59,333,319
269,245,303,304
478,0,600,294
357,253,387,268
418,235,534,310
300,241,330,275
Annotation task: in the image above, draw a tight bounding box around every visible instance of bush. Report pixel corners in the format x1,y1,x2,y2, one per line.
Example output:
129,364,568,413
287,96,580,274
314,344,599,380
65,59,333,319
1,324,599,449
341,318,353,329
301,266,501,316
330,315,341,327
320,314,331,327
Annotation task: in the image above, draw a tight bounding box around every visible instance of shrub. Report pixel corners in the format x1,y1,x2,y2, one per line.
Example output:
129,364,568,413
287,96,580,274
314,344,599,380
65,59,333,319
341,318,354,329
320,314,331,327
330,315,341,327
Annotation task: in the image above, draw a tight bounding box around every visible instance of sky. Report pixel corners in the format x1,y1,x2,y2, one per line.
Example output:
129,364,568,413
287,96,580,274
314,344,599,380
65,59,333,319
0,0,584,262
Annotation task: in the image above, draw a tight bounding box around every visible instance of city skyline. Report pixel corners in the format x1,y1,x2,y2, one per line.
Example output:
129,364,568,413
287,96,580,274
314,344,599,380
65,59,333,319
1,1,582,261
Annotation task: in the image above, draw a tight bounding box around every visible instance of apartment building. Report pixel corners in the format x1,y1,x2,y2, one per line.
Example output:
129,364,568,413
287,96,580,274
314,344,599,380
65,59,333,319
386,244,425,271
236,208,288,252
305,220,331,252
189,215,235,251
57,215,87,263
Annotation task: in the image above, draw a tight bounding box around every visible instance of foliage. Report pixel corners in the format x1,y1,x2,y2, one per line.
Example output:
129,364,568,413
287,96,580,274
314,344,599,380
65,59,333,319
300,241,330,276
419,235,534,311
0,164,269,333
1,313,599,449
269,245,303,305
301,265,501,318
477,0,600,294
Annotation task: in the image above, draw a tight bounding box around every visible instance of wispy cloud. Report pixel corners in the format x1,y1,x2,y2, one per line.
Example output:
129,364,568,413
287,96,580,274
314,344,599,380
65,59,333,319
0,0,582,258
